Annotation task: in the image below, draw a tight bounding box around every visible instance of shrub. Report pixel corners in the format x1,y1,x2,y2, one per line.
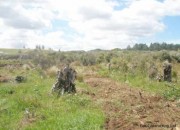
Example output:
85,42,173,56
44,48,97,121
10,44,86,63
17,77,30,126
71,61,82,66
148,66,158,79
172,53,180,63
160,52,172,62
96,53,105,64
121,62,128,73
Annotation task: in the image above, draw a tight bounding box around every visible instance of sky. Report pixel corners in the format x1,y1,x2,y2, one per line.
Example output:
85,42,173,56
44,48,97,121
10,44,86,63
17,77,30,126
0,0,180,51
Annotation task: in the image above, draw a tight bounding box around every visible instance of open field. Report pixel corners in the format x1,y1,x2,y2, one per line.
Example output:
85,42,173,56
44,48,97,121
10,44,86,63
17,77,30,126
0,48,180,130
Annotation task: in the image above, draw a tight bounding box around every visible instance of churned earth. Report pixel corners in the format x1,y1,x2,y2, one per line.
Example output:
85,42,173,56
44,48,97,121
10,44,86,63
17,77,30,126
82,74,180,130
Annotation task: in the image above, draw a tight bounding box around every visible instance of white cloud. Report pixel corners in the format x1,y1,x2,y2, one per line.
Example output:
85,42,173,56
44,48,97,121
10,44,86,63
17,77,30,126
0,0,180,50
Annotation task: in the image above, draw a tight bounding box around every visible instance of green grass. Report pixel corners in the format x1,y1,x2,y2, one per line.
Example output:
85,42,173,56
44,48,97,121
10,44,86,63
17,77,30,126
0,68,105,130
0,48,29,55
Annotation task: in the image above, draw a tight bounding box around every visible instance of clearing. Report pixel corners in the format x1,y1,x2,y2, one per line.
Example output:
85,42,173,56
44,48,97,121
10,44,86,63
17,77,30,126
83,74,180,130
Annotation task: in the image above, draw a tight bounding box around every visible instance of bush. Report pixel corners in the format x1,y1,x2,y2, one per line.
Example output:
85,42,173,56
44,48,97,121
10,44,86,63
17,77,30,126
160,52,172,62
71,61,82,66
148,66,158,79
172,53,180,63
121,62,128,73
81,53,96,66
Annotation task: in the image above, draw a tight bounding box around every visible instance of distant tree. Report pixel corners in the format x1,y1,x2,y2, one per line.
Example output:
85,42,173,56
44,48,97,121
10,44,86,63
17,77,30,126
127,45,131,50
149,43,157,50
35,45,38,50
161,42,167,50
131,42,180,51
35,45,41,50
132,43,148,50
42,45,45,50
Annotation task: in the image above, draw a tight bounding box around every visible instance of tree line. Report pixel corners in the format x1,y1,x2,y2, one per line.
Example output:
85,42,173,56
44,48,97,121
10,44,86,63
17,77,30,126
127,42,180,51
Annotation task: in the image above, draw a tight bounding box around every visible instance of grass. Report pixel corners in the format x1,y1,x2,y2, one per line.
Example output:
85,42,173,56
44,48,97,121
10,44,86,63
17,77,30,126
0,68,105,130
1,49,179,129
0,48,29,55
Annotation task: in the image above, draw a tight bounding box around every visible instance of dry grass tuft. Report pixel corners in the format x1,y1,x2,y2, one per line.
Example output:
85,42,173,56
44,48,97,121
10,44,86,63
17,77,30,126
46,66,58,78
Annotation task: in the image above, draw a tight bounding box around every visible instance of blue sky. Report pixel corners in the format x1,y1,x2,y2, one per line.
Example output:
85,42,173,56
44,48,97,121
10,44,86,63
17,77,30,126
51,19,77,41
0,0,180,50
156,16,180,41
139,15,180,45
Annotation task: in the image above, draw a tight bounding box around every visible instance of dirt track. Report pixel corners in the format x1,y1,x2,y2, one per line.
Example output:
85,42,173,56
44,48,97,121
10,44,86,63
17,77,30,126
83,75,180,130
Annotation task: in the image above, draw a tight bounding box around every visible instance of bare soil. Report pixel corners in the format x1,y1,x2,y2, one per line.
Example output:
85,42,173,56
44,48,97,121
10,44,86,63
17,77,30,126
0,75,11,82
83,75,180,130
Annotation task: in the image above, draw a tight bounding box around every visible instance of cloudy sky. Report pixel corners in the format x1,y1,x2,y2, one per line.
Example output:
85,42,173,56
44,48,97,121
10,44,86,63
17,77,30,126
0,0,180,51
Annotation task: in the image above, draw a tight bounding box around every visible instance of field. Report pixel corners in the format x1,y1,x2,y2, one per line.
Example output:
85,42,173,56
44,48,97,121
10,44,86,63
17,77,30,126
0,49,180,130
